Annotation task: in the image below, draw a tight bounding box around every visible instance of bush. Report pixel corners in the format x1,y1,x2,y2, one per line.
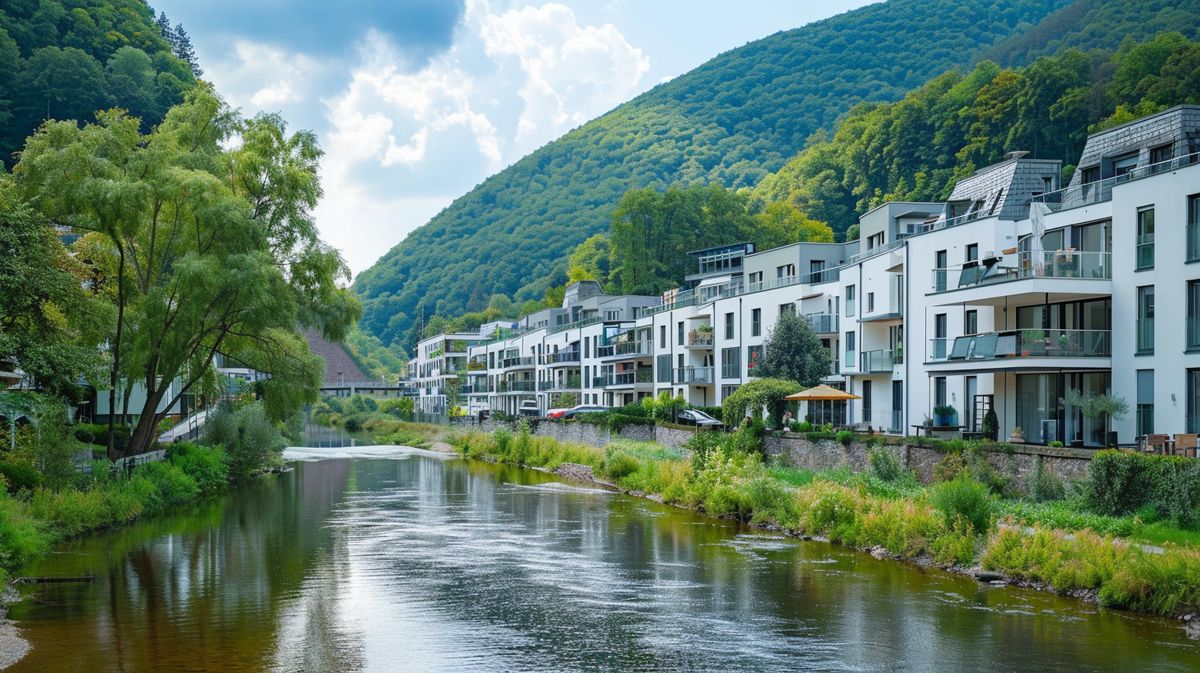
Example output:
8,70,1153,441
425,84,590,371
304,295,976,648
344,416,363,432
1085,450,1200,527
0,491,48,573
835,430,854,446
168,442,229,495
868,445,905,483
933,452,966,482
204,402,286,479
930,477,994,534
1028,457,1066,502
139,461,200,508
73,422,131,451
0,460,42,492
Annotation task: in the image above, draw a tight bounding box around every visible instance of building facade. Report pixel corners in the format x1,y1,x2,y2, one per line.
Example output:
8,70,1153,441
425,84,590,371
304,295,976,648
408,105,1200,446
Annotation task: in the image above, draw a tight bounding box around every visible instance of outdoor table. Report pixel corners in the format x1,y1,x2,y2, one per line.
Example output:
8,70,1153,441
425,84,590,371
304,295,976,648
911,424,965,437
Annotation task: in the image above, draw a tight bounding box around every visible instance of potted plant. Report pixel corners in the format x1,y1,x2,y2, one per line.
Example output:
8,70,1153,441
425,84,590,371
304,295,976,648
981,407,999,441
933,405,957,427
1063,389,1128,447
1009,426,1024,443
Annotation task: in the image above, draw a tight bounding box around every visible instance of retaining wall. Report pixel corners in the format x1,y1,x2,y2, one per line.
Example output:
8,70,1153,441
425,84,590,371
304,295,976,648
459,418,696,450
763,433,1093,492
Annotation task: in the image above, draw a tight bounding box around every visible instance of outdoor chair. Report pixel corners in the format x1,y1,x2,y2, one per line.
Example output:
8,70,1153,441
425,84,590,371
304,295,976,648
1144,434,1170,454
1174,434,1198,458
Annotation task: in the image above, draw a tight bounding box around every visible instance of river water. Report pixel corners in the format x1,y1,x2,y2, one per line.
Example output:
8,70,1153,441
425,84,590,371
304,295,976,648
5,444,1200,672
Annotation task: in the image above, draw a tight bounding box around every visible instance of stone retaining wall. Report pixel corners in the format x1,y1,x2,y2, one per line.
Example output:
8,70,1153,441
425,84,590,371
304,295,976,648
764,433,1093,492
458,418,696,450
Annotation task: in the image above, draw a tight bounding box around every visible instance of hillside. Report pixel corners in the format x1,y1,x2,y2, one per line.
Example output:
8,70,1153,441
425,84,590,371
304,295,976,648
354,0,1073,349
0,0,197,167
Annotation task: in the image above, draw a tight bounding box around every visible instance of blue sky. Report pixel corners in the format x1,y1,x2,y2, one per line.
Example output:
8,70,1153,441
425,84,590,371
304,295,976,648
153,0,877,275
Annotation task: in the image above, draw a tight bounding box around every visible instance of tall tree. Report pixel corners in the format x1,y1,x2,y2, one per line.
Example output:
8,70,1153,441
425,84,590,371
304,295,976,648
171,23,201,77
14,85,359,457
755,312,831,388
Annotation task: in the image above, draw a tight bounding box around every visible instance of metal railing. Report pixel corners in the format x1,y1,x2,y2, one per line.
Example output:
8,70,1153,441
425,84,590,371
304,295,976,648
541,351,581,365
542,375,582,391
674,366,715,385
930,250,1111,292
593,369,653,388
597,340,653,359
547,316,603,335
932,329,1111,362
1036,151,1200,213
500,356,536,369
687,331,714,347
497,380,537,393
850,238,905,263
860,349,900,373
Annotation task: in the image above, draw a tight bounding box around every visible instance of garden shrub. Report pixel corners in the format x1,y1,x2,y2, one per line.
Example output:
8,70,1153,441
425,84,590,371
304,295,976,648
139,461,200,508
0,460,42,492
931,476,994,534
835,430,854,446
1028,457,1066,502
168,442,230,495
1085,450,1200,526
204,402,286,478
933,452,966,482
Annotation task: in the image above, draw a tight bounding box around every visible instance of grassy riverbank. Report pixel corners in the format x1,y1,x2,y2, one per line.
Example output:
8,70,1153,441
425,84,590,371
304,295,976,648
430,422,1200,619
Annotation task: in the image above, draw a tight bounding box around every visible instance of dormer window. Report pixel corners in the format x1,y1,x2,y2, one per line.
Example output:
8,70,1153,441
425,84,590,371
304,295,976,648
1112,153,1138,178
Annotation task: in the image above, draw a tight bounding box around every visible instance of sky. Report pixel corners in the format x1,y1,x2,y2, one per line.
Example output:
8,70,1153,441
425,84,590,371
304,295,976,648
152,0,878,277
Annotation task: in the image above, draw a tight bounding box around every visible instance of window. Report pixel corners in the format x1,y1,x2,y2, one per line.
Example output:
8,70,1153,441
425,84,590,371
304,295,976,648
1150,143,1173,171
605,310,620,320
1081,166,1099,184
1190,370,1200,434
966,244,978,262
1112,153,1138,177
747,345,763,371
659,325,667,349
867,232,885,250
845,330,855,368
1189,194,1200,262
584,337,590,359
809,260,825,279
933,250,947,292
776,264,796,279
1136,207,1154,270
657,354,672,383
748,271,763,287
1137,286,1155,354
845,285,856,317
932,313,947,360
724,312,735,339
964,310,978,336
721,347,741,379
677,321,684,346
779,303,795,318
867,292,875,313
751,308,761,337
1189,281,1200,351
721,384,740,399
1137,370,1154,436
934,377,947,409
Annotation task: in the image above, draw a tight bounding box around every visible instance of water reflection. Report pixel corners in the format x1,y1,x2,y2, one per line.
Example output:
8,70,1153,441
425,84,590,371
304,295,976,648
8,453,1200,672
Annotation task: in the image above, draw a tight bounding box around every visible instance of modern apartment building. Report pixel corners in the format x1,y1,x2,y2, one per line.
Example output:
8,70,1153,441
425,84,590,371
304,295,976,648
410,105,1200,446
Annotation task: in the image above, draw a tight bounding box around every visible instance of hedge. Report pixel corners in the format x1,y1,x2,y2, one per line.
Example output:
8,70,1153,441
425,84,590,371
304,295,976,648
1086,450,1200,527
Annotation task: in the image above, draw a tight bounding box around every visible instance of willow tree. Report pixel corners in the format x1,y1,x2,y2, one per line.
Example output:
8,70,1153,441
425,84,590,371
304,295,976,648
15,85,359,458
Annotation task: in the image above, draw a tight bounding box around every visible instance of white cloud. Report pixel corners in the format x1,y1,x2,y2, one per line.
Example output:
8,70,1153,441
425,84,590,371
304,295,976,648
203,41,322,114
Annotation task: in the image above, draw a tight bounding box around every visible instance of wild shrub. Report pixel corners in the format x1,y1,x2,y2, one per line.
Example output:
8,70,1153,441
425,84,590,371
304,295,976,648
1028,457,1066,502
933,452,966,482
868,445,905,483
139,461,200,508
965,449,1012,496
1085,450,1200,526
930,517,977,565
835,430,854,446
795,481,862,540
930,477,993,534
0,460,42,492
0,490,48,573
204,402,286,478
601,447,639,480
168,443,229,495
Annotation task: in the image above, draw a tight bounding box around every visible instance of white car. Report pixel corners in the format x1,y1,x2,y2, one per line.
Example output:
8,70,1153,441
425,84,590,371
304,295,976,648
677,409,725,428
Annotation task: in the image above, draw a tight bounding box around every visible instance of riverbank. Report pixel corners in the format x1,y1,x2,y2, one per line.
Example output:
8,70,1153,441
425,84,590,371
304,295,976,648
401,421,1199,621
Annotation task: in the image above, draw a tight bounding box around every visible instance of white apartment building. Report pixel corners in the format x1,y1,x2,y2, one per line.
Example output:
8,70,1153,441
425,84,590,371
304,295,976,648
409,105,1200,446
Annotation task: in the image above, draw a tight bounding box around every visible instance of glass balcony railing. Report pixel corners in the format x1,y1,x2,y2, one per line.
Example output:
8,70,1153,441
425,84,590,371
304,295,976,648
539,376,582,391
673,367,715,385
929,338,948,361
541,351,581,365
933,329,1111,363
687,330,714,347
500,356,536,369
930,250,1111,292
1036,151,1200,213
597,341,653,359
497,380,537,393
803,313,838,333
860,349,900,373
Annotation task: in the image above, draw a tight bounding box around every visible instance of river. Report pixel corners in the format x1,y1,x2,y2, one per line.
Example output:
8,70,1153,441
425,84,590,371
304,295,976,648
5,444,1200,672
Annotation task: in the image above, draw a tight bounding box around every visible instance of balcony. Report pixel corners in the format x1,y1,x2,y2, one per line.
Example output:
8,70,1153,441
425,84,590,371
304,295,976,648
460,384,491,395
928,250,1112,307
927,329,1111,371
540,375,582,392
500,356,536,370
860,349,901,373
686,330,714,349
673,366,715,385
541,351,581,366
803,313,838,334
1036,151,1200,213
496,380,537,393
593,369,653,389
597,340,653,360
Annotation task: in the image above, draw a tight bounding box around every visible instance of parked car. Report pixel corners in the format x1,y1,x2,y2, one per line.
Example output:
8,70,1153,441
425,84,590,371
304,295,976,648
518,400,540,417
560,404,608,419
546,408,569,419
677,409,725,429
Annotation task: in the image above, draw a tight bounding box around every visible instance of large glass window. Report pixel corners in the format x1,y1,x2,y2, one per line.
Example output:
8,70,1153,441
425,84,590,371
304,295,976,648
721,347,740,379
1189,194,1200,262
934,377,947,409
932,313,947,360
965,310,978,336
1137,286,1155,354
1189,281,1200,352
845,285,856,317
724,312,735,340
845,330,855,368
1136,207,1155,270
1137,369,1154,437
1189,369,1200,434
934,250,948,292
751,308,761,337
677,321,684,346
747,345,763,372
1016,374,1061,445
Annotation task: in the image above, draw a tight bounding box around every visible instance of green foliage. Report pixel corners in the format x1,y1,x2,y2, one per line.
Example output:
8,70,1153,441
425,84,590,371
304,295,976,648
721,377,802,429
167,442,229,495
868,445,906,483
754,312,831,387
0,460,42,492
342,327,409,381
1028,457,1067,502
1085,450,1200,527
0,1,196,167
354,0,1077,349
931,477,994,534
203,402,286,478
835,430,854,446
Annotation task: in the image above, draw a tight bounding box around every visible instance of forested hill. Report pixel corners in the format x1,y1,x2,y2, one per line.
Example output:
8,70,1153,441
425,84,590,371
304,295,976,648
353,0,1073,349
0,0,199,167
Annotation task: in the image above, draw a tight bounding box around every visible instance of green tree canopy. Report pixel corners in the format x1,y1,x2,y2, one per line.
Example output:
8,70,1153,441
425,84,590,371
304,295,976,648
14,85,359,457
721,377,803,429
755,312,831,388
